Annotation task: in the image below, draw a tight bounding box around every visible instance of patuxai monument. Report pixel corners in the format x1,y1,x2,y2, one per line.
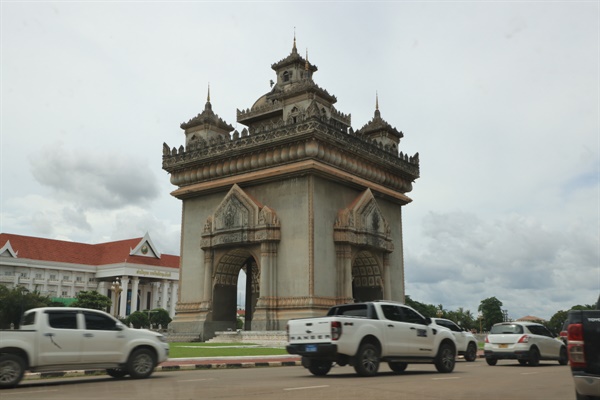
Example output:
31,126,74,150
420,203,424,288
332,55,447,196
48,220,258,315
162,38,420,340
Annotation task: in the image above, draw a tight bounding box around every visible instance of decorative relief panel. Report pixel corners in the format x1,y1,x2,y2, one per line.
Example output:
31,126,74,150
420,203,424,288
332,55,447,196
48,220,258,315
202,184,281,250
334,189,393,252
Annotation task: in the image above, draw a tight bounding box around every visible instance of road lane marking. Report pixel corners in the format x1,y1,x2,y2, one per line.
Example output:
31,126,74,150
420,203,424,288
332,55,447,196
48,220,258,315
177,378,216,382
432,377,461,380
521,372,539,375
284,385,330,391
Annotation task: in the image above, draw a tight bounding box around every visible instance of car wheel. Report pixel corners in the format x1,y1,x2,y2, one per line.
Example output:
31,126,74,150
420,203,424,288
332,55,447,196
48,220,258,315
559,347,568,365
0,354,25,389
353,343,380,377
106,368,128,378
388,362,408,373
435,342,456,373
307,360,332,376
518,360,528,366
485,357,498,366
528,348,540,367
464,342,478,362
127,348,157,379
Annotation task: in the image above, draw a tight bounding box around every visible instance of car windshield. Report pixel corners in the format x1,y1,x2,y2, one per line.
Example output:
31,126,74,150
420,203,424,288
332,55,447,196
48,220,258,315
490,324,523,334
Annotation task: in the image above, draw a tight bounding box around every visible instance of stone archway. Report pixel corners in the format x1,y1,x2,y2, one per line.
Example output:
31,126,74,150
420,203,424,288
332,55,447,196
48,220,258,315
212,249,260,331
352,250,383,302
200,184,280,335
334,189,394,302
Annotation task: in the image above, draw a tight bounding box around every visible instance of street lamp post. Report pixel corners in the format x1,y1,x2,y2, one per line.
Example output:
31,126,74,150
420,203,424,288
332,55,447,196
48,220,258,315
111,278,122,318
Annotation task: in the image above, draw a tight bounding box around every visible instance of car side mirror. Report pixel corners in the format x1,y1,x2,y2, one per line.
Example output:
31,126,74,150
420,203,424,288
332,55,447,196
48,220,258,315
424,317,432,325
115,322,125,331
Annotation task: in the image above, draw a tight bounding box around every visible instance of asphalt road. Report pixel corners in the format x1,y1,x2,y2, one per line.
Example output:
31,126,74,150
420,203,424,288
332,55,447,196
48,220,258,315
4,360,575,400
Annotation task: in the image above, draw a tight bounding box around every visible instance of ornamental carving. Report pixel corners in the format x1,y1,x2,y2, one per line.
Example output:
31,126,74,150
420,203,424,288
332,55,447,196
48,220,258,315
334,189,394,252
201,184,281,250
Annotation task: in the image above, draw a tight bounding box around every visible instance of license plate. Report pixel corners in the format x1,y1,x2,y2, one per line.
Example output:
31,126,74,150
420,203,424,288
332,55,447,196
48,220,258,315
498,344,508,348
305,345,317,352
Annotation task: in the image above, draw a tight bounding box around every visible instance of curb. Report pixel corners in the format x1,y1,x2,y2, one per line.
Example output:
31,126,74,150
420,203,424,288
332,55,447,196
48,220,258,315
23,356,302,381
24,353,485,381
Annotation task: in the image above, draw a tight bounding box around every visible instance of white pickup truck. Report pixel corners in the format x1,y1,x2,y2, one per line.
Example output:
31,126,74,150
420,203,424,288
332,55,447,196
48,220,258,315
0,307,170,388
286,301,457,377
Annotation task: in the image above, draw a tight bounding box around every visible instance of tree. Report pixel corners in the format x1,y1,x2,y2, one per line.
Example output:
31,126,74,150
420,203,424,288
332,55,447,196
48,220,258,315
0,286,52,329
405,295,439,318
71,290,112,311
149,308,172,329
547,310,568,334
126,311,150,329
478,297,504,331
446,307,476,331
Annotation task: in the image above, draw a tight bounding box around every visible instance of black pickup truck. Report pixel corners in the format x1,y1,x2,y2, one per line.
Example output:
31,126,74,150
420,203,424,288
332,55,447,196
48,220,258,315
567,294,600,400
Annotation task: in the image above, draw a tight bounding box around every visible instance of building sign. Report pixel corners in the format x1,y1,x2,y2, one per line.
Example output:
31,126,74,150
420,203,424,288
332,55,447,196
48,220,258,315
136,269,172,278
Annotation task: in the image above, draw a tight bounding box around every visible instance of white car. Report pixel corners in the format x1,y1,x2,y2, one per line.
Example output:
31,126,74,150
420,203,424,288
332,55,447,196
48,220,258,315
431,318,478,361
484,322,568,366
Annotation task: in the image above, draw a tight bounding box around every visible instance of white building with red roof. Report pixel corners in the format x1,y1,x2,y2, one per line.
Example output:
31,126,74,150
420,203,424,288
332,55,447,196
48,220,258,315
0,233,180,318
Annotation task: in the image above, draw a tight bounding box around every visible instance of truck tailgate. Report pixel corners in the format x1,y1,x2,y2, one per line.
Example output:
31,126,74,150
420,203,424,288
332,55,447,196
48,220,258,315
288,318,333,344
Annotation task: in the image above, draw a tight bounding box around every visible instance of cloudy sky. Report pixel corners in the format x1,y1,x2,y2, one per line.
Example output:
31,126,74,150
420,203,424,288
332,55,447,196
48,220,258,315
1,1,598,320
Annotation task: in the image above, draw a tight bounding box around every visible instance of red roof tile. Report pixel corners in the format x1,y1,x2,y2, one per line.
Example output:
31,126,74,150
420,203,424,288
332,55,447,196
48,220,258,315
0,233,179,269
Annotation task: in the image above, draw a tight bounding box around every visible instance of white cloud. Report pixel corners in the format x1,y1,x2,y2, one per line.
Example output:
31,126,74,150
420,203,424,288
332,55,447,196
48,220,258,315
1,2,598,319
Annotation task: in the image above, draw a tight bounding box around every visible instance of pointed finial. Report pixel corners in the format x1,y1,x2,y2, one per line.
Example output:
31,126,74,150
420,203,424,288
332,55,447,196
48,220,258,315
376,91,379,111
293,27,297,53
305,49,309,71
207,83,211,103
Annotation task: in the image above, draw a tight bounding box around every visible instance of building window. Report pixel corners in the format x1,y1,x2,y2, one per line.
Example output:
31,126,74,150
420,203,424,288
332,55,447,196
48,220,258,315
35,273,43,279
88,277,95,282
63,275,70,281
61,290,68,297
49,274,57,280
283,71,291,82
20,272,28,278
76,276,83,282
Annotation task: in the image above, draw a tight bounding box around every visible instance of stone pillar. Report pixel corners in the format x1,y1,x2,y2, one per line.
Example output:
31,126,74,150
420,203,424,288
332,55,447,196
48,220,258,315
110,279,119,316
160,280,168,310
382,253,391,300
152,282,160,309
131,277,140,314
140,285,148,311
27,268,34,291
255,241,278,330
202,250,214,304
57,272,62,298
43,269,48,294
98,281,108,296
119,276,130,318
336,244,353,303
169,282,178,317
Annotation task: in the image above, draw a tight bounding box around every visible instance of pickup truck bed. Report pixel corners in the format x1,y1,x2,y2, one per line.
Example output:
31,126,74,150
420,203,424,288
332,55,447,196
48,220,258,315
567,297,600,400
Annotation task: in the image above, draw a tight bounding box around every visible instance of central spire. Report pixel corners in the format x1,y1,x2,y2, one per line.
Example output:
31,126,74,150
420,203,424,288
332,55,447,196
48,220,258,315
292,28,297,54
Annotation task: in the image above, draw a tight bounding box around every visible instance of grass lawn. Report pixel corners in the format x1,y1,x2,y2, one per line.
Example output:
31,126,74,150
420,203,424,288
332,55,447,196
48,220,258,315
168,342,289,358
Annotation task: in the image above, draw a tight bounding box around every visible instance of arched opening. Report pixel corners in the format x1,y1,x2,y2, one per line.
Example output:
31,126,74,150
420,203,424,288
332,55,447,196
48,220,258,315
212,249,260,331
352,250,383,302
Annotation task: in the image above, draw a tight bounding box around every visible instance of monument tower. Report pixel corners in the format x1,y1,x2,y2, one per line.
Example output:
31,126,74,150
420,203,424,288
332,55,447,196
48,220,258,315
162,38,420,340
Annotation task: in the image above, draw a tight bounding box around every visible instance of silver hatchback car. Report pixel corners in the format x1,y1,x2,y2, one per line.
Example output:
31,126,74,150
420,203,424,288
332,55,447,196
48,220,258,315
484,322,567,366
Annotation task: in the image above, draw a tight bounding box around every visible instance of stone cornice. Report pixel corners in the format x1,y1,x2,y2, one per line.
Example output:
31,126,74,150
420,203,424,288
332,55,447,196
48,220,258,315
169,159,413,204
163,119,419,198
